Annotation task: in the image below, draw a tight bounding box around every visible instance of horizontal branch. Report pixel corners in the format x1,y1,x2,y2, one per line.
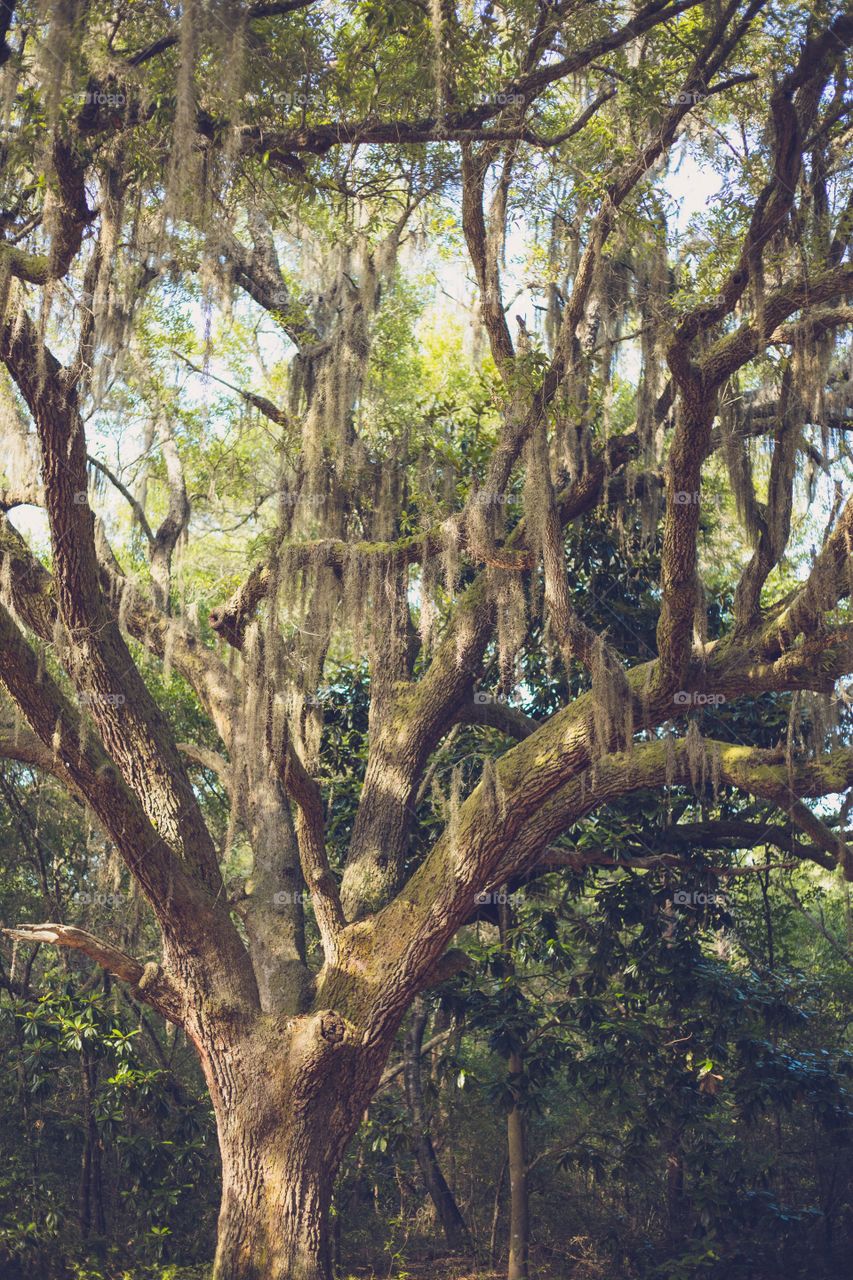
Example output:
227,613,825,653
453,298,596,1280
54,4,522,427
177,742,232,787
355,721,853,1040
203,0,705,161
376,1028,454,1094
701,263,853,388
3,924,183,1022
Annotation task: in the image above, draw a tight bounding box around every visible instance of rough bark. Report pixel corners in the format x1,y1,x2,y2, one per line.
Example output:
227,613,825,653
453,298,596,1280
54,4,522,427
196,1010,390,1280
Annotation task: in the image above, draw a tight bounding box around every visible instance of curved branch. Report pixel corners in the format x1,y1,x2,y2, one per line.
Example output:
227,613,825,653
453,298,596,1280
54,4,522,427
0,305,225,894
87,455,154,544
125,0,322,68
452,699,540,741
756,493,853,659
356,716,853,1041
2,924,183,1023
0,597,260,1014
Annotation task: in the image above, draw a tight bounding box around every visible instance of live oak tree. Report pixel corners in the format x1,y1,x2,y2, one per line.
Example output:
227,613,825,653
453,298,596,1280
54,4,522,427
1,2,853,1278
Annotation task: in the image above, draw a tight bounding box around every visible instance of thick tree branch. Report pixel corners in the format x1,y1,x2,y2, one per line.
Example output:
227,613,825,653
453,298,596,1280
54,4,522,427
2,924,183,1022
0,307,224,894
452,699,539,741
192,0,707,166
0,600,256,1012
350,707,853,1040
0,138,93,284
756,493,853,658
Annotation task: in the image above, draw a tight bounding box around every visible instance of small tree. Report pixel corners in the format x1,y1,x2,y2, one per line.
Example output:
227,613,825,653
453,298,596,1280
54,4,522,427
1,3,853,1277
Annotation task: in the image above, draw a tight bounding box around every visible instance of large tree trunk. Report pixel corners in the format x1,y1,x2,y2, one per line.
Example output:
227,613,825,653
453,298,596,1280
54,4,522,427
214,1117,335,1280
196,1007,383,1280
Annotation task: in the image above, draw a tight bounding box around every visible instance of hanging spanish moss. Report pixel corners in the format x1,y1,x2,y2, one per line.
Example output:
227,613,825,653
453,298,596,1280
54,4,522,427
718,385,762,546
635,231,668,469
493,569,526,692
165,0,202,220
685,717,708,792
442,516,462,597
36,0,79,125
418,555,440,651
89,163,129,407
429,0,445,128
589,634,628,759
289,226,401,542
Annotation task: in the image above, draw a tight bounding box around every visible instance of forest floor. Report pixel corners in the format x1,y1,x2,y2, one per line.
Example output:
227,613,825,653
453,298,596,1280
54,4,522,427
346,1264,576,1279
347,1272,534,1279
348,1270,506,1278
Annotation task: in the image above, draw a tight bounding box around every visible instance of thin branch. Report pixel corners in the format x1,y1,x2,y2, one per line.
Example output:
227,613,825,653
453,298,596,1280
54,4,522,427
376,1028,454,1093
87,455,154,544
125,0,322,67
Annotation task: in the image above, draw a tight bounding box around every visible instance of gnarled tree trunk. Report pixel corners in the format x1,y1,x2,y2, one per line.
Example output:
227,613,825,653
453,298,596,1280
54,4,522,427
195,1007,385,1280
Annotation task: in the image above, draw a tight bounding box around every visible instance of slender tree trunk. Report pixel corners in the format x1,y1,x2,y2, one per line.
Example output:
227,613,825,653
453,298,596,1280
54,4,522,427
78,1047,94,1240
494,901,527,1280
666,1130,684,1239
506,1047,529,1280
499,899,530,1280
489,1156,508,1266
403,998,472,1255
